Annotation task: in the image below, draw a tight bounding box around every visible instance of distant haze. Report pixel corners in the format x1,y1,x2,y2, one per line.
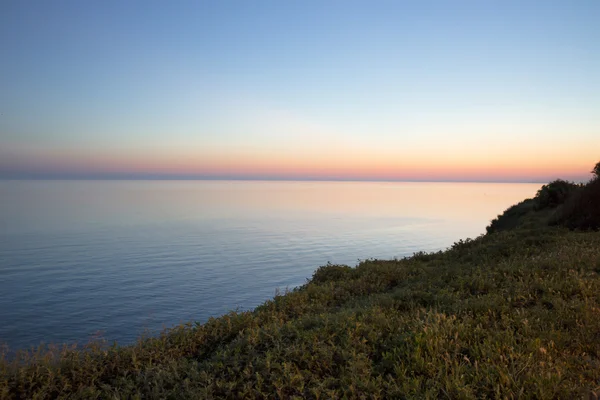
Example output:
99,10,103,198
1,1,598,182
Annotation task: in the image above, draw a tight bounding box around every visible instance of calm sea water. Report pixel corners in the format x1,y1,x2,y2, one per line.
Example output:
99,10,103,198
0,180,541,350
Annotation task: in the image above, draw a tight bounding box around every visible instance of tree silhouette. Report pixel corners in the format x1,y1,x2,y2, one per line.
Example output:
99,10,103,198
592,161,600,178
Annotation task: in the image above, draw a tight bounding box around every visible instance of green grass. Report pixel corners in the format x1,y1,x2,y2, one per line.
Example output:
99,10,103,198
2,197,600,398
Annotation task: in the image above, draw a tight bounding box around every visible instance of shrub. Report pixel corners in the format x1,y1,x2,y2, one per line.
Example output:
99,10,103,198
311,263,354,284
534,179,580,210
486,199,536,234
592,161,600,178
551,177,600,230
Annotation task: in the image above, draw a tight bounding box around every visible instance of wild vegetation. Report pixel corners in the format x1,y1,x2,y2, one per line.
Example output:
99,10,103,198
1,164,599,399
488,164,600,234
551,177,600,231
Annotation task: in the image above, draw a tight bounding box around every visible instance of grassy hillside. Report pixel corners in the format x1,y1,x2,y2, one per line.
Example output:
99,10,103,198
1,173,599,399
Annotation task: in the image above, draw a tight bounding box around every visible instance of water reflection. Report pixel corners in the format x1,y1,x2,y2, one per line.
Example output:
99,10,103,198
0,180,541,350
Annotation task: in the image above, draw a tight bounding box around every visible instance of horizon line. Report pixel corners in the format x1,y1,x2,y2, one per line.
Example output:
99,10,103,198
0,177,555,184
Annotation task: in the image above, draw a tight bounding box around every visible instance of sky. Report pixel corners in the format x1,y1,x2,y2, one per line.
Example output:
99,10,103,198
0,0,599,182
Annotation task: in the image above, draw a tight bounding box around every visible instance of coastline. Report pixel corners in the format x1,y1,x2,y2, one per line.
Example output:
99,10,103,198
1,175,599,398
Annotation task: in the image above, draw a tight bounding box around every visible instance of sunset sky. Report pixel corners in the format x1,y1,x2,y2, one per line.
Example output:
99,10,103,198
1,1,598,182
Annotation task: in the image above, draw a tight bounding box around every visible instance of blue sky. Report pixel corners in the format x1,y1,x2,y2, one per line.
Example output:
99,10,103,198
1,0,599,181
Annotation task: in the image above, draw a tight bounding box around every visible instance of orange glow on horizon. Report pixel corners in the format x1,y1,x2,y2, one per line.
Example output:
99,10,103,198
5,143,595,182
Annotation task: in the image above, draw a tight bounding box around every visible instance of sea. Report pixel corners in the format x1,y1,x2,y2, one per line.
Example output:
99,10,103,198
0,180,541,351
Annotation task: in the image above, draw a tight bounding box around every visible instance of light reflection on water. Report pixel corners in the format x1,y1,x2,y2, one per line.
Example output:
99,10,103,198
0,180,540,350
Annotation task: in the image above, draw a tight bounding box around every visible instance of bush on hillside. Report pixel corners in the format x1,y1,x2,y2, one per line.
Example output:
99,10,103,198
592,161,600,178
311,263,354,284
486,198,536,234
551,176,600,230
533,179,581,210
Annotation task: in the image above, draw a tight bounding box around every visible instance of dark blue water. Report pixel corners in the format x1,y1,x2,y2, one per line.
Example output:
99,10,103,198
0,180,540,350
